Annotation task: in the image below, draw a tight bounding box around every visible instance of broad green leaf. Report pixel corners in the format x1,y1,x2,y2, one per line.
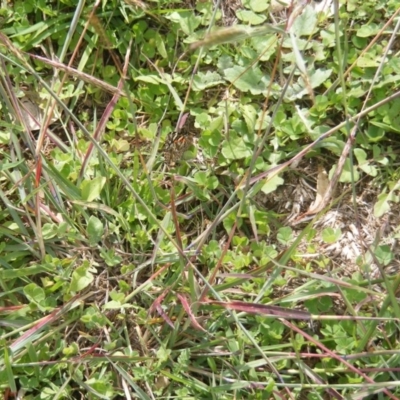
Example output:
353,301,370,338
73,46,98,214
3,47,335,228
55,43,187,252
286,68,332,100
203,240,222,258
24,283,46,307
250,35,278,61
329,160,359,183
347,0,357,11
374,191,399,217
84,377,114,398
100,248,122,267
322,227,342,244
261,174,284,195
385,99,400,131
241,104,257,132
357,55,380,68
223,212,242,232
306,296,333,314
354,148,377,177
166,11,201,35
374,245,394,266
310,69,332,88
81,176,106,202
236,10,266,25
291,5,317,36
354,148,367,163
157,346,172,363
374,74,400,90
221,137,252,160
217,55,234,70
297,69,332,98
196,2,220,24
192,71,224,91
277,227,293,245
87,216,104,246
224,65,269,94
193,171,208,186
103,300,123,309
134,75,162,84
357,23,380,37
321,26,336,47
366,123,386,141
0,130,10,143
41,223,58,240
110,290,125,303
358,162,377,177
110,138,129,153
318,296,333,313
154,32,167,58
70,263,94,292
252,209,271,235
179,176,210,201
249,0,269,12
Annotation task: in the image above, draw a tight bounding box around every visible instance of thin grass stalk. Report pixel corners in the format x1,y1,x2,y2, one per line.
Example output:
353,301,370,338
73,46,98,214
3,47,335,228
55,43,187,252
80,40,131,178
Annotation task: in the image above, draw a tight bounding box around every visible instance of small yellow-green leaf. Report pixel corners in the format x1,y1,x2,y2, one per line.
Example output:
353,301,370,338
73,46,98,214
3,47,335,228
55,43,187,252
374,245,394,266
374,191,399,217
292,5,317,36
330,160,359,183
70,264,94,292
354,148,377,177
354,148,367,163
110,139,130,153
322,227,342,244
155,32,167,58
357,55,380,68
236,10,266,25
134,75,162,84
81,176,106,202
357,23,380,38
167,11,201,35
249,0,269,12
277,227,293,245
193,71,224,91
261,174,284,195
224,65,269,95
87,216,104,246
24,283,46,307
221,137,252,160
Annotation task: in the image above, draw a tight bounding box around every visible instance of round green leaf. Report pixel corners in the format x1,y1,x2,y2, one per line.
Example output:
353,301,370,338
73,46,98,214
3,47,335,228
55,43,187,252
70,264,94,292
80,176,106,202
87,216,104,246
221,137,252,160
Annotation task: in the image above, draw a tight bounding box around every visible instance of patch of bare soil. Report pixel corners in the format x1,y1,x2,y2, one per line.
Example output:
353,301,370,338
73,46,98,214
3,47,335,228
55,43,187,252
256,159,400,279
220,0,242,26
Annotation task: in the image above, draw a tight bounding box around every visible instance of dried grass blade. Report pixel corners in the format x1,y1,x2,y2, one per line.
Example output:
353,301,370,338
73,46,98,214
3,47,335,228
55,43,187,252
177,293,206,332
203,300,311,320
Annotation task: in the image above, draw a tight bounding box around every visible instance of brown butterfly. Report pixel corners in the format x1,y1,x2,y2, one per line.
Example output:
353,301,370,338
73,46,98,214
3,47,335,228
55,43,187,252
164,113,196,166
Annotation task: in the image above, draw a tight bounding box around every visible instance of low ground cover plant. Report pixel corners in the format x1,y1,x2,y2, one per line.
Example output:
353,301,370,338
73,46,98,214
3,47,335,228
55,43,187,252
1,0,400,398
